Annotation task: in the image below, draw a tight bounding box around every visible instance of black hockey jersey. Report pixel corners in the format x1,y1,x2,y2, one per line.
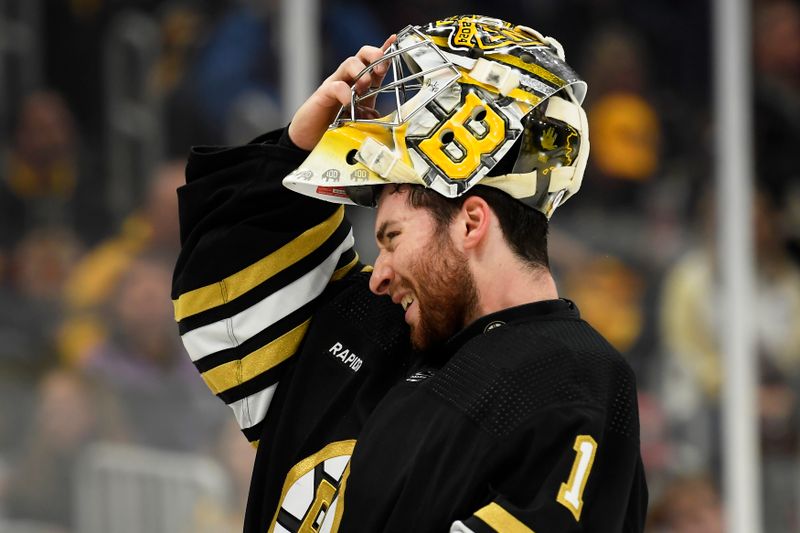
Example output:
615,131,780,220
172,128,648,532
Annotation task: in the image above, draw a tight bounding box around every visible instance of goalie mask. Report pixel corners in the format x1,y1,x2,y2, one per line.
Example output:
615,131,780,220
283,14,589,218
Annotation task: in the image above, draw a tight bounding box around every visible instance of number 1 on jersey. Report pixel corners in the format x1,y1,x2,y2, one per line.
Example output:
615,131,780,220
557,435,598,521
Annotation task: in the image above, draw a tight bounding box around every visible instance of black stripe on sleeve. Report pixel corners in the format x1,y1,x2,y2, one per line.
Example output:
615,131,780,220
177,221,352,334
335,247,357,271
192,297,317,373
216,356,293,405
242,419,266,444
462,516,498,533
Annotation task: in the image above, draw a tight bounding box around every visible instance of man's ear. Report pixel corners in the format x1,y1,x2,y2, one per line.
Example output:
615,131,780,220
459,196,491,251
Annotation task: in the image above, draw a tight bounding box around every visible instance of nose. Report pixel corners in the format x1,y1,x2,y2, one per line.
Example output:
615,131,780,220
369,252,393,295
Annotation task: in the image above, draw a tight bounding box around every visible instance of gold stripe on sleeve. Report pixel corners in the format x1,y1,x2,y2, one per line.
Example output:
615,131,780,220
201,320,310,395
474,502,535,533
173,207,345,321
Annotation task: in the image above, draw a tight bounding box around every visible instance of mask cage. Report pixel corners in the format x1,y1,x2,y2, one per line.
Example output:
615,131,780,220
332,26,461,127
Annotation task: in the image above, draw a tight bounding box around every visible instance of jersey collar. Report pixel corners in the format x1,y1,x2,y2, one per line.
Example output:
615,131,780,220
443,298,579,356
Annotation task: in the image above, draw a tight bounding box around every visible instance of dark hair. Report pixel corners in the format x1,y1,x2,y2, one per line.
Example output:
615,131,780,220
395,185,550,270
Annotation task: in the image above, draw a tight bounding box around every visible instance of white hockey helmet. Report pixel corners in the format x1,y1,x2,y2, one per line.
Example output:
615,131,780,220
283,14,589,218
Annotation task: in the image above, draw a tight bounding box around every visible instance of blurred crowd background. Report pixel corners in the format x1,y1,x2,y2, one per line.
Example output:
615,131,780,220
0,0,798,531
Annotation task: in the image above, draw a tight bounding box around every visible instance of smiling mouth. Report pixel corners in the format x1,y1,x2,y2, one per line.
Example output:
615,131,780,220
401,294,415,311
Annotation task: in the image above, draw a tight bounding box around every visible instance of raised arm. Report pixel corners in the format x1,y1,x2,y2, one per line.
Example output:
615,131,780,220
287,36,394,150
171,38,395,444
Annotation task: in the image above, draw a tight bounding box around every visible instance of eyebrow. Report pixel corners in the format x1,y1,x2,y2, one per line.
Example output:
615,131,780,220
375,220,395,245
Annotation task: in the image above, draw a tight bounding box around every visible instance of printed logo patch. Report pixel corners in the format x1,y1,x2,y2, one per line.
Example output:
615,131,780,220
483,320,506,333
433,15,543,51
316,186,349,199
329,342,363,372
406,369,435,383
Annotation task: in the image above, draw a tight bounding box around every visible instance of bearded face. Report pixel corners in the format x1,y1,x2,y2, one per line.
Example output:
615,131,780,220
370,186,480,355
406,230,479,352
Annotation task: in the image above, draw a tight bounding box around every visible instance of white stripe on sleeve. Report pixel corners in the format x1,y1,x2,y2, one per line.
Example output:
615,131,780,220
229,383,278,430
181,231,354,362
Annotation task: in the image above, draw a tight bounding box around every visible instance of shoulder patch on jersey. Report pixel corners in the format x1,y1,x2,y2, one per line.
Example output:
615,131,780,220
328,341,363,372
